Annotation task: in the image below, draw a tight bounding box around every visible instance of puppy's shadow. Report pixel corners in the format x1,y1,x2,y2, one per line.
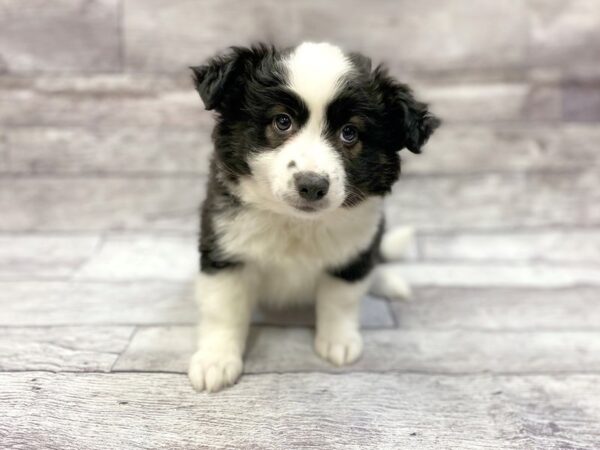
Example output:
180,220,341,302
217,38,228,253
246,304,315,354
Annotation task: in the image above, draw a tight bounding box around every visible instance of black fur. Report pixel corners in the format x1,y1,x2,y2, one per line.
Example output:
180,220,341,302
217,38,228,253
192,45,310,181
198,159,243,273
371,66,441,154
328,219,384,282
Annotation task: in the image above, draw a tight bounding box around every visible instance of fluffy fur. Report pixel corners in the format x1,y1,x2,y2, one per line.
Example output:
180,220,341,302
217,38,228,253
188,42,440,392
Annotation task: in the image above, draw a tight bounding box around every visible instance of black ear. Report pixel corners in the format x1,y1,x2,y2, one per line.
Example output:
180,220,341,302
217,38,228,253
190,53,239,111
348,52,372,75
190,45,272,112
373,66,441,154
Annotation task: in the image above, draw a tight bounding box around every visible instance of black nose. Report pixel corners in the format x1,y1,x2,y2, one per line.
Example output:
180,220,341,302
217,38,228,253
294,171,330,202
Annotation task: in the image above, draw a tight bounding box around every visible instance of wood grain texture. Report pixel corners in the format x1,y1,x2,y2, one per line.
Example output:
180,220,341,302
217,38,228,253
113,326,600,374
417,229,600,264
1,231,597,284
2,280,597,332
0,281,394,329
5,124,600,176
380,262,600,288
402,124,600,174
0,326,133,372
124,0,295,72
1,170,598,232
0,131,8,171
0,233,197,281
123,0,530,74
1,234,598,290
3,127,213,175
563,83,600,122
0,177,203,232
2,372,599,449
0,75,562,128
0,234,100,279
0,0,121,73
0,75,205,128
528,0,600,73
387,170,600,232
415,81,560,123
393,286,600,331
0,281,196,326
73,233,197,281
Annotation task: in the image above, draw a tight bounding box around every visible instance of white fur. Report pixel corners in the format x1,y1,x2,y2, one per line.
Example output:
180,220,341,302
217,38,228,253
239,143,346,218
216,197,382,307
286,42,351,116
189,269,257,392
370,225,415,300
236,43,353,218
189,199,383,391
380,226,415,261
371,266,413,300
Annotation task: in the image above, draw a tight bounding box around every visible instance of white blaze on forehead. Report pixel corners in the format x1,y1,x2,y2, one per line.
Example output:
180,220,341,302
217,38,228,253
285,43,351,121
255,43,350,213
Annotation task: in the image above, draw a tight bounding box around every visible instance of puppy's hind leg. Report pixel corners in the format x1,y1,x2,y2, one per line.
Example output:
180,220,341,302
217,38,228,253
189,268,257,392
370,265,412,300
370,226,414,300
380,226,414,262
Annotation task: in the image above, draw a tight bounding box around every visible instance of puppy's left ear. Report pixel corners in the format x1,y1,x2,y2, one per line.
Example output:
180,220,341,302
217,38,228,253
373,67,441,154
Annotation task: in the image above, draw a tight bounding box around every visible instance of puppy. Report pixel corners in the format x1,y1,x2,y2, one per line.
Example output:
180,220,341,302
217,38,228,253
188,42,439,392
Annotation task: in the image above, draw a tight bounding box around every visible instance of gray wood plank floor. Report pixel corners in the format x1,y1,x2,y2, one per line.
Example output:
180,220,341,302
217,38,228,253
2,243,599,450
2,0,600,448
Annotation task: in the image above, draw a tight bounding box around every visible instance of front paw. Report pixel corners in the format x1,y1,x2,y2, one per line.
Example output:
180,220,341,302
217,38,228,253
315,331,363,366
188,350,243,393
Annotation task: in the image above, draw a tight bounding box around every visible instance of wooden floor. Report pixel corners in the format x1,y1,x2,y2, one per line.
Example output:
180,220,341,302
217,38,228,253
2,245,600,449
2,1,600,448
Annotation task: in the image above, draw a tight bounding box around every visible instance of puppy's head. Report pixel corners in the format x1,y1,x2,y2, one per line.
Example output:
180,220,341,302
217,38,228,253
192,43,440,217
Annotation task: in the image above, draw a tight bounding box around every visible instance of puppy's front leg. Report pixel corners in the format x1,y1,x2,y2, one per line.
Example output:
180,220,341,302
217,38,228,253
189,269,256,392
315,274,370,366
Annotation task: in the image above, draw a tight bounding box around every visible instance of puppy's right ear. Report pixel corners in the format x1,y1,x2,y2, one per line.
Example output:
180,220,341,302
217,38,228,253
191,45,271,112
190,50,242,111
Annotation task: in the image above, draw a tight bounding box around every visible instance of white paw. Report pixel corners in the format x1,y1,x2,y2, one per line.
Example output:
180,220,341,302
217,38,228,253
188,350,243,393
315,331,363,366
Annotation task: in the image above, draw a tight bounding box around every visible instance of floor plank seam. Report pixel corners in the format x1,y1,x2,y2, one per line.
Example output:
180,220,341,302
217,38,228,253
2,224,600,235
383,298,400,328
0,167,595,180
5,369,600,377
70,234,107,279
2,324,600,332
2,278,600,288
109,327,139,372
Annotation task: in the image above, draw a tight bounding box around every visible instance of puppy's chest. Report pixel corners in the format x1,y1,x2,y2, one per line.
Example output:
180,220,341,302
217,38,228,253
216,204,381,270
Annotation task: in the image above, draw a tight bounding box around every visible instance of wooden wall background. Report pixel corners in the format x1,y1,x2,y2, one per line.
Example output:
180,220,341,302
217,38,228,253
1,0,599,238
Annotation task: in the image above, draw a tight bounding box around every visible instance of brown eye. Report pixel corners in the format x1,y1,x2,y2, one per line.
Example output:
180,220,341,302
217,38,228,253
273,113,292,132
340,124,358,145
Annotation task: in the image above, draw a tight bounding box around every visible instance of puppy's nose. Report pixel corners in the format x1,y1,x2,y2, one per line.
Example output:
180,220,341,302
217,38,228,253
294,171,330,202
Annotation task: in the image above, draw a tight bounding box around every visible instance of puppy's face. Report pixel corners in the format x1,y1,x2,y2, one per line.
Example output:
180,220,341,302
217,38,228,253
192,43,439,218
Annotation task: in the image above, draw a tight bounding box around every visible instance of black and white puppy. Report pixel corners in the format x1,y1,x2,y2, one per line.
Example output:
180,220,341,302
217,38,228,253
189,42,439,392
